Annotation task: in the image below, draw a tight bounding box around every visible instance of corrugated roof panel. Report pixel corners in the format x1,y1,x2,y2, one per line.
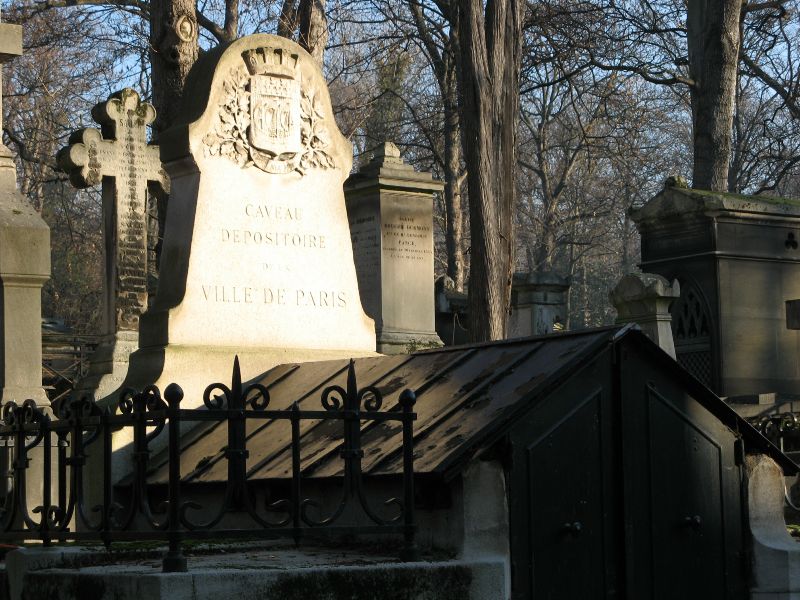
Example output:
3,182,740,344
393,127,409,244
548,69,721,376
313,332,601,477
141,326,798,485
193,353,417,482
163,329,613,483
246,349,475,480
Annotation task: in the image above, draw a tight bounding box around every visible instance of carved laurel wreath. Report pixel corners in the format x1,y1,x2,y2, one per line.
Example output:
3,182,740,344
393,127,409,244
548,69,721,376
203,66,335,175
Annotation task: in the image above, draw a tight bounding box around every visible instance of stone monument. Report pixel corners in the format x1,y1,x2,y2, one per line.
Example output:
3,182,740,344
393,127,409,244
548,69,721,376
120,35,376,408
345,142,443,353
609,272,680,358
58,89,169,398
0,18,50,404
507,272,570,337
632,180,800,396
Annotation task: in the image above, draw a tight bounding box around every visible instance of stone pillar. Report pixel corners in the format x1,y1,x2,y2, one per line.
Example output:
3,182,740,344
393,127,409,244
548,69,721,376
609,273,680,359
0,18,53,514
508,272,570,338
745,454,800,597
345,142,443,353
0,22,50,405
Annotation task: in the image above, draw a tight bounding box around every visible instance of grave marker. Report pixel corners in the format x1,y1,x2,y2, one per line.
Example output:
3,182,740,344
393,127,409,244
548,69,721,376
345,142,443,353
58,89,169,397
118,35,375,408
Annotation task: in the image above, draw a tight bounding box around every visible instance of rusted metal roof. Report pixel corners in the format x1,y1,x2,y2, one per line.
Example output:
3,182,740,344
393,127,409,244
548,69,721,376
146,325,797,484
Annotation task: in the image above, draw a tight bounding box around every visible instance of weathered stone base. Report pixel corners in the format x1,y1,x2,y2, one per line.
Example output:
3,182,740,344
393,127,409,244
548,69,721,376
747,455,800,597
376,329,443,355
74,331,139,400
5,546,505,600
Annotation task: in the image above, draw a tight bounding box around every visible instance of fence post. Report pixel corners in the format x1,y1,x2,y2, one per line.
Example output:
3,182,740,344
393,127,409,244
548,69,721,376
290,401,301,544
162,383,187,573
40,413,52,546
398,389,418,561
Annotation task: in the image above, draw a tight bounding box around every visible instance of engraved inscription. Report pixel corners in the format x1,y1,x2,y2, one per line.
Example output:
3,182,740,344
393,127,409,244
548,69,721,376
349,214,380,274
201,285,347,309
200,196,346,310
382,216,432,262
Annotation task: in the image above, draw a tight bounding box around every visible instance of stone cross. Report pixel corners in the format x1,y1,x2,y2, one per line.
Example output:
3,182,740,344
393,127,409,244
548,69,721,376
58,89,169,334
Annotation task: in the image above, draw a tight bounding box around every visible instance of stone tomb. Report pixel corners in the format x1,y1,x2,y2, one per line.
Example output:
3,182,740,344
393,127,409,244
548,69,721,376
120,35,375,407
632,181,800,396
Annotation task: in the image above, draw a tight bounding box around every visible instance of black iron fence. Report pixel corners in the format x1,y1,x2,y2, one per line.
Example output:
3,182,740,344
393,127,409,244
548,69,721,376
41,332,99,403
748,412,800,454
0,358,418,571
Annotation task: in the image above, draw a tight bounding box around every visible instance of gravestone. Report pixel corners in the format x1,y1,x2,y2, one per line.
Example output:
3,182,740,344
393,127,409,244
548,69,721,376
507,272,570,337
120,34,375,408
345,142,443,353
0,18,50,404
58,89,168,398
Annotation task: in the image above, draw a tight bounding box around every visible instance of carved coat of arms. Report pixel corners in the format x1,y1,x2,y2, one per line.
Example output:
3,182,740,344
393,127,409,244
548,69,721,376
204,46,335,175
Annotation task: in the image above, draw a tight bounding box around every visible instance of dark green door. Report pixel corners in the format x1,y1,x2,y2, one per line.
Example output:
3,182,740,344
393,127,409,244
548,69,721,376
508,348,746,600
526,393,615,598
509,358,621,599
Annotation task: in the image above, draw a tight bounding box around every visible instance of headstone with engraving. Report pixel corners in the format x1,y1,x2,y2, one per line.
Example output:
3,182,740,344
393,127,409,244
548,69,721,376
0,19,50,404
58,89,169,398
345,142,443,353
119,35,375,408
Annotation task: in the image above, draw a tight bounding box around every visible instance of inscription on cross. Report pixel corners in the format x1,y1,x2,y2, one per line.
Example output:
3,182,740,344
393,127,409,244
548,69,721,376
58,88,169,333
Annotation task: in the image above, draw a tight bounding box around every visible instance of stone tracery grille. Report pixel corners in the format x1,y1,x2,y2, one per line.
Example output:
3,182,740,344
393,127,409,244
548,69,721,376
671,286,713,388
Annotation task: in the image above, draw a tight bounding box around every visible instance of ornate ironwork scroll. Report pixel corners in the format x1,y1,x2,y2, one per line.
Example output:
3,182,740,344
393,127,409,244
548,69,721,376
0,357,418,571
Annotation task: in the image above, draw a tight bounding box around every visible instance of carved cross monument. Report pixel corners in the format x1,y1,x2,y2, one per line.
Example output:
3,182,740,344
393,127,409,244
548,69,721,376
58,89,169,397
59,89,169,333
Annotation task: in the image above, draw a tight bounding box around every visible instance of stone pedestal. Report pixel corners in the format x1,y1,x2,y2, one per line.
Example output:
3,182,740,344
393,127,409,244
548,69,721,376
631,182,800,396
0,27,49,405
345,143,443,354
609,273,680,358
507,272,570,338
0,20,52,515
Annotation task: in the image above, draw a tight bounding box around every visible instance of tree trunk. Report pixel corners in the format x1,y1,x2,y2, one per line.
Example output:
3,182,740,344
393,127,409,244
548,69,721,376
687,0,742,191
454,0,524,342
298,0,327,66
278,0,300,37
443,66,465,292
149,0,198,277
150,0,198,138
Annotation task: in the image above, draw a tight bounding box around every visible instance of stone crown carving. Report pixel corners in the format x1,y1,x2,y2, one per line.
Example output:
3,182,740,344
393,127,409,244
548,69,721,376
203,46,335,176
